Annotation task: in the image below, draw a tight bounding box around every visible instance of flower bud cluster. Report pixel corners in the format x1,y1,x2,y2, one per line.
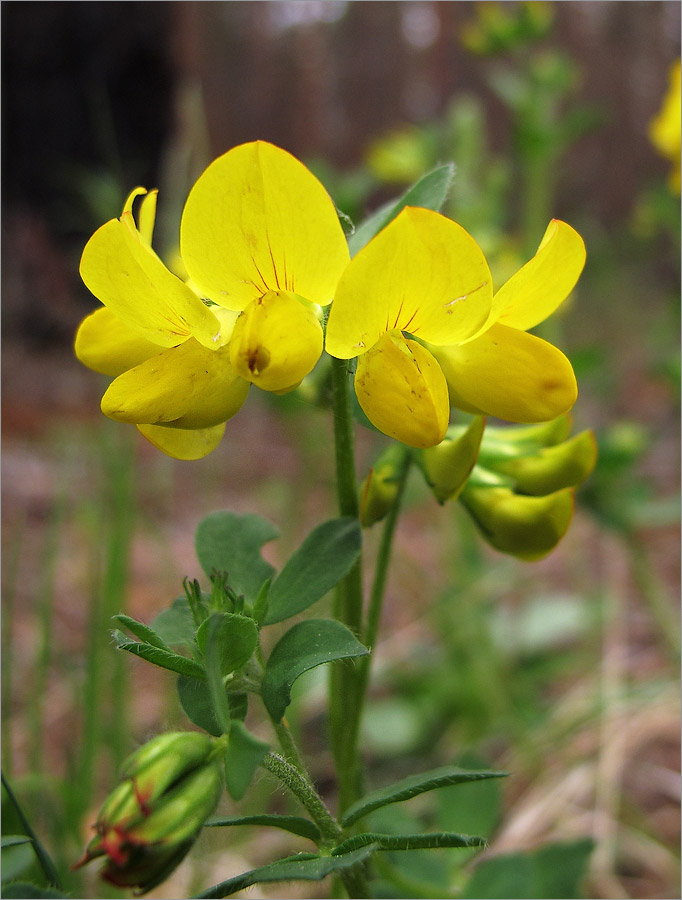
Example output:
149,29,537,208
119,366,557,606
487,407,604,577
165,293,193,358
75,732,224,894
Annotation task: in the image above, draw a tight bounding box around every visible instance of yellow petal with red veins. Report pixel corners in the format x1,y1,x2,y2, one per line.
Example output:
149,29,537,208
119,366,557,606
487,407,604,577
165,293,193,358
325,207,492,360
487,220,586,333
229,291,323,392
354,332,449,448
180,141,350,311
432,323,577,423
101,339,249,428
75,306,162,376
80,217,221,350
137,423,226,460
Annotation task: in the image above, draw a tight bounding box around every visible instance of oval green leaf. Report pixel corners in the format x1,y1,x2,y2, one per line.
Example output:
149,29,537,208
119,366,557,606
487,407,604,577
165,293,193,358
262,619,368,722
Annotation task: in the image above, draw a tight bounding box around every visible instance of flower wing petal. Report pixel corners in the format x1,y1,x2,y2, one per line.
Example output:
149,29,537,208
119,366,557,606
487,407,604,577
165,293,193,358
432,323,577,423
137,423,226,460
354,333,449,448
101,339,249,428
325,207,492,359
488,220,586,332
75,306,162,376
80,217,221,349
180,141,349,310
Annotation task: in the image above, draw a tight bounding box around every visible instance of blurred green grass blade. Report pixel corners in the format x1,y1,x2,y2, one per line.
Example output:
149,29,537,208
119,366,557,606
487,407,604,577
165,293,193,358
1,771,62,890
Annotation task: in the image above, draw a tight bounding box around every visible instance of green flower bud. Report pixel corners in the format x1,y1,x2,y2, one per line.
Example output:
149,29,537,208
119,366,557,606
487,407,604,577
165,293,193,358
74,732,224,894
460,484,574,561
359,444,406,527
421,416,485,504
489,430,597,496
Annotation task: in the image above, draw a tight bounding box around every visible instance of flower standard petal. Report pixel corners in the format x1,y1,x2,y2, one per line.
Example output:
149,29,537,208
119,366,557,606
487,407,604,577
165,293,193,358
326,207,493,359
354,332,449,448
228,290,323,393
101,340,249,429
136,424,226,461
80,216,221,350
75,306,162,376
432,322,578,423
486,220,586,332
180,141,350,311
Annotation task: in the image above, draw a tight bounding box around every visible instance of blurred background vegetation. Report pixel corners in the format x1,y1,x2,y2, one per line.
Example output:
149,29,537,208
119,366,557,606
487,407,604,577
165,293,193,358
2,2,680,898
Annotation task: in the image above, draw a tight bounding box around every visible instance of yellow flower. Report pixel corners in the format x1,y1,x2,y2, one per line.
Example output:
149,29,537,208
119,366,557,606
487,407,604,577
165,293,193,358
325,209,585,448
649,59,681,195
75,142,349,459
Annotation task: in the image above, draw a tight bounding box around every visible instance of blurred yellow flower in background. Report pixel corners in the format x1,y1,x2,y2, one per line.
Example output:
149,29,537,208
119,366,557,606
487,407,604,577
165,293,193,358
649,59,681,195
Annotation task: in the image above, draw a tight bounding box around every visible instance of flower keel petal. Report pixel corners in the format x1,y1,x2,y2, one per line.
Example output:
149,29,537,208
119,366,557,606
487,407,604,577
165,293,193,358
75,307,161,376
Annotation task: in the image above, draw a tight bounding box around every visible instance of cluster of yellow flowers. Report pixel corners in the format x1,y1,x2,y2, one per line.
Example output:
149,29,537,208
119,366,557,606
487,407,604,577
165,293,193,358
76,141,585,460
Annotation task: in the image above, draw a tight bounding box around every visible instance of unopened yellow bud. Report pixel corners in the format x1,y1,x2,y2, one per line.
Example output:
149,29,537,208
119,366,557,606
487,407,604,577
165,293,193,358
359,445,406,527
421,416,486,504
461,484,574,561
491,430,597,495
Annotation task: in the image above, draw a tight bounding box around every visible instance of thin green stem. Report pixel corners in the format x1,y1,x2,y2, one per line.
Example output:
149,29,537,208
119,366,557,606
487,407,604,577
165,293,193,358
259,752,341,846
339,447,412,805
328,357,365,816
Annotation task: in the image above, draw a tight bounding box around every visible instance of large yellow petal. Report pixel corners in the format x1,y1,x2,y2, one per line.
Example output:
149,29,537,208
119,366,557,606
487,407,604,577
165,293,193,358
229,290,323,392
74,306,162,376
487,220,586,332
325,207,492,360
354,332,449,448
180,141,350,311
432,323,577,423
101,339,249,428
137,423,226,460
80,216,221,349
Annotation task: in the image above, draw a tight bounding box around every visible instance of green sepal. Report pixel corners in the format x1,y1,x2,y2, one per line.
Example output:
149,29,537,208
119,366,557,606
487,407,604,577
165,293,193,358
252,577,272,626
263,518,362,625
222,721,269,802
341,766,507,827
113,614,173,652
193,845,377,899
195,512,279,603
111,630,206,680
332,830,486,855
348,164,455,256
261,619,369,722
205,814,321,844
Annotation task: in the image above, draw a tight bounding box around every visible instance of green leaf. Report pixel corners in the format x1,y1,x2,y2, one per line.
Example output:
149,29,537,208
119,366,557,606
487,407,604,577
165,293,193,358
263,518,362,625
341,766,507,827
113,614,173,652
348,164,455,257
262,619,369,722
461,839,594,899
177,676,222,736
1,836,32,849
333,831,486,855
195,512,279,602
1,885,70,899
223,721,269,801
194,846,377,899
196,613,258,676
205,814,321,844
112,631,206,680
151,597,198,647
